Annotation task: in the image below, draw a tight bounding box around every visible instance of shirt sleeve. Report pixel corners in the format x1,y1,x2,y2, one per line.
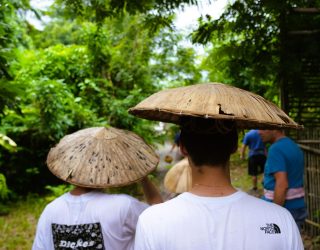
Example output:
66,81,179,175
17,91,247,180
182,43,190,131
287,214,304,250
123,197,148,236
242,133,249,145
32,208,52,250
267,146,287,173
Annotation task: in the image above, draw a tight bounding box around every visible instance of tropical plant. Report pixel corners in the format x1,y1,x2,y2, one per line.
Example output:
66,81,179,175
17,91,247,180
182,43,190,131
0,0,204,196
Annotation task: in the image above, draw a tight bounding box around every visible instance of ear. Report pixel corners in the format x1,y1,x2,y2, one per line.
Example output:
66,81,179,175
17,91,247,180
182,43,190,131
179,143,189,156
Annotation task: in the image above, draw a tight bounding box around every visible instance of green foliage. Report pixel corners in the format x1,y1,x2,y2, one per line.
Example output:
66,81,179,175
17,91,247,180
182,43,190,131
0,133,17,152
0,79,23,117
56,0,199,22
0,133,16,202
191,1,279,99
0,173,10,200
150,29,202,87
45,184,73,202
0,0,205,198
30,21,88,48
193,1,280,97
0,0,32,116
193,0,320,106
0,0,31,80
16,45,93,86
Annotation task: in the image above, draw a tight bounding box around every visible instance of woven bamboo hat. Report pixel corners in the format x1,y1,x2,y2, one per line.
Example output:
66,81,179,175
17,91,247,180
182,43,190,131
164,158,192,193
129,83,302,129
46,127,159,188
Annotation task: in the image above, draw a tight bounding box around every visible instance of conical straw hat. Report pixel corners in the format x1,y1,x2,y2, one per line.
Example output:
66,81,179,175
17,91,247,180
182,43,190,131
47,127,159,188
129,83,303,129
164,158,192,193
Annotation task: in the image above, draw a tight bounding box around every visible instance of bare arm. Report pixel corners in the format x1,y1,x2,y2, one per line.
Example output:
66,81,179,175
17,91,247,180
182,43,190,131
273,171,288,206
240,144,247,160
140,176,163,205
170,143,176,153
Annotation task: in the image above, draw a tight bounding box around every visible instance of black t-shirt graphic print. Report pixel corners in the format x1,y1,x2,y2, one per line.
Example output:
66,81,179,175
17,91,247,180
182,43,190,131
52,222,105,249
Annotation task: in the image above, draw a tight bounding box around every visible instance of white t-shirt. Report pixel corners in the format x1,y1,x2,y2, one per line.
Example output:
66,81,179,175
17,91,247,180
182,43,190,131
33,191,148,250
134,191,303,250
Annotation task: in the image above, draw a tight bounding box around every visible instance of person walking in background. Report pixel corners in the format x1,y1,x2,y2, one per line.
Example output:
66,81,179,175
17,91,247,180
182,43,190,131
258,129,307,230
240,129,266,193
167,130,183,163
169,131,181,153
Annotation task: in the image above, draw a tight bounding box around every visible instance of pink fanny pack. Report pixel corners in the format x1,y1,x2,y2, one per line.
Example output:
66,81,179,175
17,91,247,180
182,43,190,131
264,187,305,200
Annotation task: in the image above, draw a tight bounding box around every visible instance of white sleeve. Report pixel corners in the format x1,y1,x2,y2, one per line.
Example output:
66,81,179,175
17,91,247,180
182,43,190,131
123,197,148,234
290,221,304,250
32,208,53,250
134,216,152,250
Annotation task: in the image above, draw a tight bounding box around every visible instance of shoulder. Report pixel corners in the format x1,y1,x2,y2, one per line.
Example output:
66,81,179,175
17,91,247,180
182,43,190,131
240,193,293,217
244,131,251,139
89,192,146,208
38,193,70,220
269,140,283,152
246,130,258,137
274,137,295,147
43,193,68,209
270,137,300,154
139,195,185,219
244,130,258,141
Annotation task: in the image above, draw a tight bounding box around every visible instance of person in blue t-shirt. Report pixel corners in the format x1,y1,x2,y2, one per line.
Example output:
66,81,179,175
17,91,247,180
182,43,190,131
258,129,307,229
240,129,266,192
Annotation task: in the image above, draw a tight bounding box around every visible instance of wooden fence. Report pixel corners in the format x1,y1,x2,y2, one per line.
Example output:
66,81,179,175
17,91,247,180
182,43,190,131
294,128,320,236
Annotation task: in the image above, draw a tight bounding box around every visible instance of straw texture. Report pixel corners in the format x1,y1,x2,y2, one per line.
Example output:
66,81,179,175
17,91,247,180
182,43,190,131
129,83,303,129
164,158,192,193
47,127,159,188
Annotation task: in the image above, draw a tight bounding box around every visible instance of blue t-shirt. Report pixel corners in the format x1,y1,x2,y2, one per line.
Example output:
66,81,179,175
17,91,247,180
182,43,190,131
263,137,305,209
242,130,265,157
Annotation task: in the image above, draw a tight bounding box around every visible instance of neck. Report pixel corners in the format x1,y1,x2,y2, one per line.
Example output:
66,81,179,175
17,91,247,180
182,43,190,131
188,159,236,197
274,134,286,143
273,130,286,143
70,186,94,196
191,184,236,197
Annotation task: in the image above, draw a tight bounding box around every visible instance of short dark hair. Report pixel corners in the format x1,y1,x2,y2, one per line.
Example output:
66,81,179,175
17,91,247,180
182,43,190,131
179,118,238,167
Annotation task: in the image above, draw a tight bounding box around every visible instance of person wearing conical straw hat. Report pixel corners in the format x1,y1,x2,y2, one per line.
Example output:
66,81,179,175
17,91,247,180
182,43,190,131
130,83,304,250
32,127,162,250
164,157,191,194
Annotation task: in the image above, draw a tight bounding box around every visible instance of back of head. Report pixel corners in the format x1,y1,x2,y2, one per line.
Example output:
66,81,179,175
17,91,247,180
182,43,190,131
180,118,238,167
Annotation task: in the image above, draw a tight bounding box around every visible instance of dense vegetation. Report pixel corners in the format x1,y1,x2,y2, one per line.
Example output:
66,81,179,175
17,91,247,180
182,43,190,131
0,0,203,198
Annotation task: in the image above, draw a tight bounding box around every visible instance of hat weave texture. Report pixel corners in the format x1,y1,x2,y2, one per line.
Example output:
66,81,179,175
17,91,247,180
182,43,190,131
47,127,159,188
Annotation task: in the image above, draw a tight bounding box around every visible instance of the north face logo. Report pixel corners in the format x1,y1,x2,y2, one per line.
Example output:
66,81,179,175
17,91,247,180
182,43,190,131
260,223,281,234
